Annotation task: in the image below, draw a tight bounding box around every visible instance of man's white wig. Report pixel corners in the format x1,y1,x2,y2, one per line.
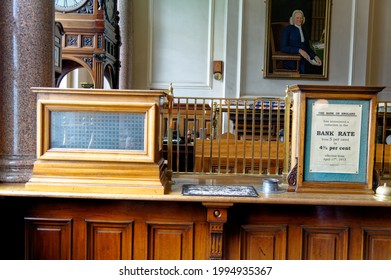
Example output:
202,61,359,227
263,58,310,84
289,9,305,25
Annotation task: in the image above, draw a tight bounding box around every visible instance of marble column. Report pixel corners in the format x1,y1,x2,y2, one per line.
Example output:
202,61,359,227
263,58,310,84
118,0,133,89
0,0,54,183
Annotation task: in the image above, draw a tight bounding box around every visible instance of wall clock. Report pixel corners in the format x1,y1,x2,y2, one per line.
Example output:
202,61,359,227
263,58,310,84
55,0,88,12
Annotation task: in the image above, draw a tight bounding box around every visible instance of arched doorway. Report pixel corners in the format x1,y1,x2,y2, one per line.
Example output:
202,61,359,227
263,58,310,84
57,58,114,89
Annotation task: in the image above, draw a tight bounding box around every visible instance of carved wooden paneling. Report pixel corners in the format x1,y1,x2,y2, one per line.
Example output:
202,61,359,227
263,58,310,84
13,198,391,261
147,222,194,260
86,220,134,260
24,217,72,260
240,225,287,260
363,227,391,260
204,203,232,260
301,226,349,260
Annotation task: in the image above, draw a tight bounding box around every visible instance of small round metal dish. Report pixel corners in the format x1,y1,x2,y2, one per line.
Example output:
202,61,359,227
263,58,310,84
257,178,286,194
257,187,286,194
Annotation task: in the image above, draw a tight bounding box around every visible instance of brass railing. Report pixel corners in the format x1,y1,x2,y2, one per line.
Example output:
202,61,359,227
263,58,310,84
163,94,391,183
376,101,391,179
163,92,292,181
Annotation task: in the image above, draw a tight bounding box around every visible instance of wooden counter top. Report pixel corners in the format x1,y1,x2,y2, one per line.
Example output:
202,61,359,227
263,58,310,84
1,174,390,207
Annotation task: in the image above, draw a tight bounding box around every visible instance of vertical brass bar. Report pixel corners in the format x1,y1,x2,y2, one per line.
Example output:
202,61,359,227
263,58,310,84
275,98,282,175
267,99,272,175
184,98,190,173
234,100,238,174
257,99,262,175
242,100,248,174
175,98,181,172
201,98,206,173
166,84,174,174
379,102,384,178
217,100,223,174
384,102,389,177
283,86,292,182
226,100,231,174
208,99,219,173
387,102,391,179
251,99,256,174
209,99,216,174
259,101,264,174
193,99,199,172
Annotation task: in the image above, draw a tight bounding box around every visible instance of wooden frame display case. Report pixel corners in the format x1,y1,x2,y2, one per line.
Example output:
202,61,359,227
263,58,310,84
26,87,170,194
289,84,384,194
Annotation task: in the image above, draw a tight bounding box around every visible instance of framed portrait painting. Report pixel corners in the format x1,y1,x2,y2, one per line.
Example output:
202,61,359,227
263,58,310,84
264,0,331,79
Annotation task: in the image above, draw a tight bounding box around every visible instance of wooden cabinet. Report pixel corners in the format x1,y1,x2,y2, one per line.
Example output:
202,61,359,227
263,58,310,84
301,226,349,260
239,225,287,260
21,199,209,260
86,220,134,260
146,222,194,260
25,218,72,260
2,196,391,260
226,204,391,260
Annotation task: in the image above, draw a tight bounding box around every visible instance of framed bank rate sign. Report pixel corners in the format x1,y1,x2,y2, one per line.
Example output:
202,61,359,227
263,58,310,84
304,99,369,183
289,84,384,194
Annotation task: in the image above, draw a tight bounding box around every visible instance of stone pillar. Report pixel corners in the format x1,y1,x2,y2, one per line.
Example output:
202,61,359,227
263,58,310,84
0,0,54,183
118,0,133,89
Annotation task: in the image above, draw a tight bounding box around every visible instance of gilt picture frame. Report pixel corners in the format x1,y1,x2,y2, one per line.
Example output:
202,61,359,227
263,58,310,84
264,0,331,79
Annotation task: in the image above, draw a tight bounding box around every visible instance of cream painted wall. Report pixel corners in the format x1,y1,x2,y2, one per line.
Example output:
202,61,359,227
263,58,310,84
130,0,390,98
132,0,226,97
368,0,391,100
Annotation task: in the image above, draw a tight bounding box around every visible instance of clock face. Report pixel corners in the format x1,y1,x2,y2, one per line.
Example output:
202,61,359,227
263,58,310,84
55,0,88,12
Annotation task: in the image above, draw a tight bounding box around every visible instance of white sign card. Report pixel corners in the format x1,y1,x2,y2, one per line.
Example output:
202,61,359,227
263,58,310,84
309,102,362,173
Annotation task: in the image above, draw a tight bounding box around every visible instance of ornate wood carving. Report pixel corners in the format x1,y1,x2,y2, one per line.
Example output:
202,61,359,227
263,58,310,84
56,0,120,88
203,202,233,260
66,35,78,46
82,36,94,47
78,0,94,14
82,57,93,69
287,160,298,192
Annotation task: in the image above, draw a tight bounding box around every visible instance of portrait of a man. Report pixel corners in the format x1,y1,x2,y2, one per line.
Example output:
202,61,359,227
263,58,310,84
264,0,330,78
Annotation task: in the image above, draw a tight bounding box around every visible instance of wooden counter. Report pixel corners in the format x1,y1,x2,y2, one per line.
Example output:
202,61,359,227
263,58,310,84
1,175,391,260
1,175,390,206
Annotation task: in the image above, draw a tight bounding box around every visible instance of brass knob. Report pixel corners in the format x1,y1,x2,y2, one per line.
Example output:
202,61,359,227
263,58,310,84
213,210,221,218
